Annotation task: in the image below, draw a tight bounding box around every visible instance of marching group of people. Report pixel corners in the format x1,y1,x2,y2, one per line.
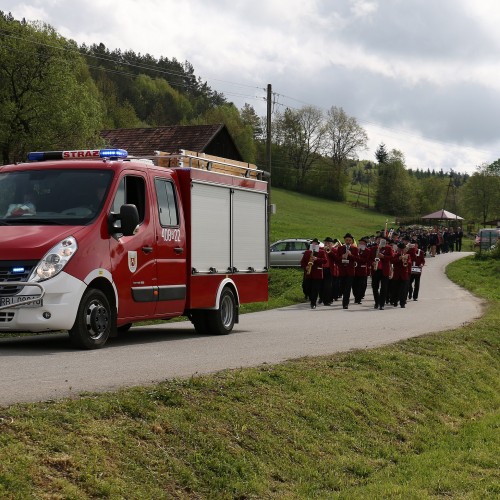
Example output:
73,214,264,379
300,228,432,310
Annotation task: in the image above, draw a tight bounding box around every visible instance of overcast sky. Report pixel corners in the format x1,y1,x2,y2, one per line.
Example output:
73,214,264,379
4,0,500,174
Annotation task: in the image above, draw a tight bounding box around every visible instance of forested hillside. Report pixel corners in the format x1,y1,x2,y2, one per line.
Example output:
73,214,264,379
1,11,499,225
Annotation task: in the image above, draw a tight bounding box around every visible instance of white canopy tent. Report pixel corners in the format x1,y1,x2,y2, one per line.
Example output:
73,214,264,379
421,209,464,220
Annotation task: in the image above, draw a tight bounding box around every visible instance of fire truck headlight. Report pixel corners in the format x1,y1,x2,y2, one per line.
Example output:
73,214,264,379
30,237,78,282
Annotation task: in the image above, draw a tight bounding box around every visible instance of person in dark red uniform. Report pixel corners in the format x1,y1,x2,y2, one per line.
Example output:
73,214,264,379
300,238,327,309
320,237,335,306
408,239,425,301
329,239,341,301
391,242,413,308
335,233,358,309
370,235,394,310
353,237,370,304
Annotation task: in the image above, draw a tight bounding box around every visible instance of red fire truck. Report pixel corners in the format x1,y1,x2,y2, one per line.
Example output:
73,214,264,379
0,149,268,348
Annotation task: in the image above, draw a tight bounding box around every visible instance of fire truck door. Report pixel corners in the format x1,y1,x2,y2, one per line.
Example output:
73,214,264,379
153,177,187,315
109,174,156,320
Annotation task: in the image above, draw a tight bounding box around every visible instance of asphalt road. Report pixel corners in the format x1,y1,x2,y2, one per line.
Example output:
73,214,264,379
0,252,483,407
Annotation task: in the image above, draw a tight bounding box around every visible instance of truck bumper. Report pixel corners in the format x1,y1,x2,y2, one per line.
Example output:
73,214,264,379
0,272,85,332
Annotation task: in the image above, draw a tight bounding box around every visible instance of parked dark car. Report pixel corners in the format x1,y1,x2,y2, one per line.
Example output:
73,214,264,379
476,228,499,250
270,238,311,267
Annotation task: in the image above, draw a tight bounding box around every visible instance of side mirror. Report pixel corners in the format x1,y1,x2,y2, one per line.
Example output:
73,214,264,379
108,204,139,237
119,204,139,236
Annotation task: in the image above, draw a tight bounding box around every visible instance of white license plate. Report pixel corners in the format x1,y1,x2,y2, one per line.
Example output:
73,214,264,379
0,295,43,308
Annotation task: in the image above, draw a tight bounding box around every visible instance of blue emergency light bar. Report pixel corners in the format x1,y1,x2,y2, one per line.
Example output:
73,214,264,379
27,149,128,162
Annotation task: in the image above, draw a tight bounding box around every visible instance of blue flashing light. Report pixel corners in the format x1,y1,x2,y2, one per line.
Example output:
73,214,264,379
27,152,45,161
27,151,59,162
12,267,25,273
99,149,128,159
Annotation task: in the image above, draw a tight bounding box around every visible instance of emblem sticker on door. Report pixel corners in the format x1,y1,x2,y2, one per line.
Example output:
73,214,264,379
128,251,138,272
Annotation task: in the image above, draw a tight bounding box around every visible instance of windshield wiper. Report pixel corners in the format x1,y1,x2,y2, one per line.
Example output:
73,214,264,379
4,218,68,225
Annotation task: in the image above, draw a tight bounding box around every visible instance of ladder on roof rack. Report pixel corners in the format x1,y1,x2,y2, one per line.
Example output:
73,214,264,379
153,149,265,180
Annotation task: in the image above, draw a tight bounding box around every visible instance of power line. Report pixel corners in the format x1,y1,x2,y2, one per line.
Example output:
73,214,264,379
1,20,498,162
268,91,499,161
0,25,271,110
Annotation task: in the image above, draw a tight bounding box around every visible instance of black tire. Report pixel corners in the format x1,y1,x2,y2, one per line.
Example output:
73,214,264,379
206,287,236,335
190,310,211,335
117,323,132,334
69,289,114,349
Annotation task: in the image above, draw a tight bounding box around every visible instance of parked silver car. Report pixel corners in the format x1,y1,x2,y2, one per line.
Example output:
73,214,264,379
269,238,311,267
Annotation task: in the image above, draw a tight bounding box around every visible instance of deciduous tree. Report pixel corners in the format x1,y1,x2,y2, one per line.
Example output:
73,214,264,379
274,106,325,191
323,106,368,200
461,164,500,224
0,13,103,163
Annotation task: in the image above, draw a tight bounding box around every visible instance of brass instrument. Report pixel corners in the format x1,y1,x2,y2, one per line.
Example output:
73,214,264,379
401,247,409,267
373,239,386,271
373,246,380,271
324,241,339,254
306,251,316,275
342,244,350,264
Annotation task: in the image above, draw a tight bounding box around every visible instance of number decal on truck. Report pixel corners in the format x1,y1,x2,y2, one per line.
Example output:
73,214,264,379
161,228,181,242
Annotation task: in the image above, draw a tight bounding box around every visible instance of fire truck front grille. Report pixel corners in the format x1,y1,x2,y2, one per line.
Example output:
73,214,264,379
0,312,15,322
0,261,38,296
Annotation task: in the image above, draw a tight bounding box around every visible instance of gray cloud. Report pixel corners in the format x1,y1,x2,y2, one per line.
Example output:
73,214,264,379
338,0,498,59
2,0,499,172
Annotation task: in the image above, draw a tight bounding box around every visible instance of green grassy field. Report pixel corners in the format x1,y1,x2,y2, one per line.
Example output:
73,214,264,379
0,190,498,499
270,187,389,242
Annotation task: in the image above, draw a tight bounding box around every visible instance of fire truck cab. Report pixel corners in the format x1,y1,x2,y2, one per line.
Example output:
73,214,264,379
0,149,268,348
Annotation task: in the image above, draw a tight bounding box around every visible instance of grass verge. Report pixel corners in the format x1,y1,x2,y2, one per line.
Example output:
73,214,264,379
0,255,499,498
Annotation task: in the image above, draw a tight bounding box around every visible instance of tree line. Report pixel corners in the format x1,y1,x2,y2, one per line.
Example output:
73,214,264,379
1,12,499,225
0,12,257,163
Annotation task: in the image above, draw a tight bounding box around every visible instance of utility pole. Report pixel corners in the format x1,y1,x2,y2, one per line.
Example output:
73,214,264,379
443,171,459,228
266,84,272,261
266,84,272,176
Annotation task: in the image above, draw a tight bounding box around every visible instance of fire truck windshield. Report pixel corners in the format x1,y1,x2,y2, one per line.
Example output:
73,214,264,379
0,169,113,225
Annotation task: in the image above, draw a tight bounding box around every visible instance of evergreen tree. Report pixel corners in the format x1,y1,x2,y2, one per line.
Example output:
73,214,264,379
240,103,263,140
375,142,388,164
375,149,416,216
